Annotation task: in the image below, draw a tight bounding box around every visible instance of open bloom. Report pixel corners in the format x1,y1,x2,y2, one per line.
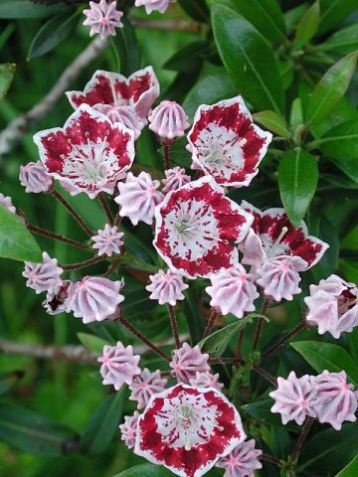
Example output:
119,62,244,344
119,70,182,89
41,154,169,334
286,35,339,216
162,167,191,194
189,372,224,391
83,0,123,39
146,269,188,306
206,264,259,318
269,371,317,425
129,368,168,409
170,343,210,384
23,252,63,295
187,96,272,188
135,0,175,14
92,224,124,257
68,276,124,323
149,100,189,143
0,193,16,214
116,172,163,225
19,161,53,193
120,411,141,449
313,371,358,430
305,275,358,338
43,280,74,315
66,67,160,123
216,439,262,477
154,177,253,278
98,341,140,390
34,105,135,199
135,384,246,477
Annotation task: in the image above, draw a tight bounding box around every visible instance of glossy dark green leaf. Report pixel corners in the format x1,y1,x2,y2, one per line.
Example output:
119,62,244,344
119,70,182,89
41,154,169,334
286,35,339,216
0,63,15,101
242,399,283,427
306,52,357,126
320,24,358,55
319,0,358,35
0,370,24,395
178,0,209,21
253,111,291,138
0,403,79,456
314,120,358,160
0,206,42,262
114,464,174,477
115,17,141,76
336,454,358,477
0,1,63,18
182,288,207,344
309,215,339,281
212,4,285,113
291,341,358,387
294,1,320,47
278,148,318,227
164,41,213,73
28,10,79,60
77,333,107,354
285,2,309,33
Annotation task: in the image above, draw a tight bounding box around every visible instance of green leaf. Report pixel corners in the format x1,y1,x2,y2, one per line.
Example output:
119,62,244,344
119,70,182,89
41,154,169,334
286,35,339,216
289,98,304,130
306,52,357,126
291,341,358,387
77,333,106,354
294,1,320,47
81,390,125,455
178,0,209,21
336,454,358,477
164,41,213,73
319,0,358,35
115,17,141,76
0,370,24,396
320,24,358,55
114,464,174,477
340,260,358,284
278,148,318,227
28,10,79,60
0,63,15,101
310,215,339,281
0,206,42,262
211,4,285,113
313,120,358,160
0,403,79,456
242,399,283,427
200,314,266,357
253,111,291,138
0,0,63,18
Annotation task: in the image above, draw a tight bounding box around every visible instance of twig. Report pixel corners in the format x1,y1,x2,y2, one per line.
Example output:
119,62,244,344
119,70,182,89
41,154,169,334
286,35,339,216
0,37,108,157
167,305,180,348
262,320,307,358
61,255,104,271
261,454,282,467
163,144,171,169
28,223,89,250
98,193,114,225
51,188,93,237
203,309,219,338
252,365,277,387
290,417,314,461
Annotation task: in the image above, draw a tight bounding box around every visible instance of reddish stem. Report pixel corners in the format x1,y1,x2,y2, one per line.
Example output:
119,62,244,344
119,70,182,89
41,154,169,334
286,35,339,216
61,255,104,271
235,329,245,359
290,417,314,461
167,305,180,348
98,193,114,224
51,188,93,237
28,224,88,250
262,320,307,358
163,144,170,169
203,309,219,338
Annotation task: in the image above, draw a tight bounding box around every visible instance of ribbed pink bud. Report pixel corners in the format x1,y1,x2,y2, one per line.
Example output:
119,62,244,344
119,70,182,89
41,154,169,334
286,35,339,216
149,100,189,143
170,342,210,384
129,368,168,409
83,0,123,39
120,411,141,449
94,104,144,139
91,224,124,257
19,161,53,194
0,193,16,214
162,167,191,194
146,269,188,306
23,252,63,295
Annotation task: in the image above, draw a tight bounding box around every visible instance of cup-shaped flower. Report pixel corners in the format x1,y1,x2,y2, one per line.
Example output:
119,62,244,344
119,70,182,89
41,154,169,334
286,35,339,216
23,252,63,295
92,224,124,257
120,411,141,449
134,383,246,477
154,177,253,278
146,269,188,306
216,439,263,477
269,371,318,425
34,105,135,199
98,341,141,390
189,372,224,391
0,193,16,214
313,371,358,431
68,276,124,323
149,100,189,143
170,343,210,384
162,167,191,194
19,161,53,194
187,97,272,188
83,0,123,39
135,0,175,14
129,368,168,409
206,264,259,319
116,172,163,226
305,275,358,338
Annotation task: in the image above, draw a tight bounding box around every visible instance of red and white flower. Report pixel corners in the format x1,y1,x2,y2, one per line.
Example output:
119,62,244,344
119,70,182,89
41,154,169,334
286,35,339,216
135,383,246,477
187,97,272,188
33,105,135,199
153,177,253,278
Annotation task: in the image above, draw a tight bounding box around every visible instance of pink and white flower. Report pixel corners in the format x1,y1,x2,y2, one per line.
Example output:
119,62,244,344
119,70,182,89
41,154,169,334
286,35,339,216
189,372,224,391
216,439,262,477
120,411,141,449
23,252,63,295
206,264,259,319
170,343,210,384
91,224,124,257
269,371,317,425
146,269,188,306
116,172,163,226
162,167,191,194
33,105,135,199
83,0,123,39
153,177,253,278
68,276,124,323
19,161,53,194
313,371,358,431
305,275,358,338
0,193,16,214
187,97,272,188
149,100,189,143
98,341,141,390
43,280,74,315
129,368,168,409
66,67,160,122
134,0,175,14
135,384,246,477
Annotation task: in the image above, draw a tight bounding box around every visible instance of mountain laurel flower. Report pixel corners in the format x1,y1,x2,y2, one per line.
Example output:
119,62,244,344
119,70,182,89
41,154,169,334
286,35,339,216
134,383,246,477
162,167,191,194
99,341,141,390
135,0,175,14
68,276,124,323
116,172,163,226
149,100,190,144
0,193,16,214
91,224,124,257
216,439,263,477
43,280,74,315
83,0,123,39
120,411,141,449
256,255,307,302
23,252,63,295
206,264,259,319
146,269,188,306
189,371,224,391
129,368,168,409
170,342,210,384
19,161,53,194
269,371,318,425
305,274,358,338
313,371,358,431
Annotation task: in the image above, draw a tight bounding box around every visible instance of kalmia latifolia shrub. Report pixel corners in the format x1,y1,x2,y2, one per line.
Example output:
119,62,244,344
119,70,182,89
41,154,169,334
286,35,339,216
0,0,357,476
